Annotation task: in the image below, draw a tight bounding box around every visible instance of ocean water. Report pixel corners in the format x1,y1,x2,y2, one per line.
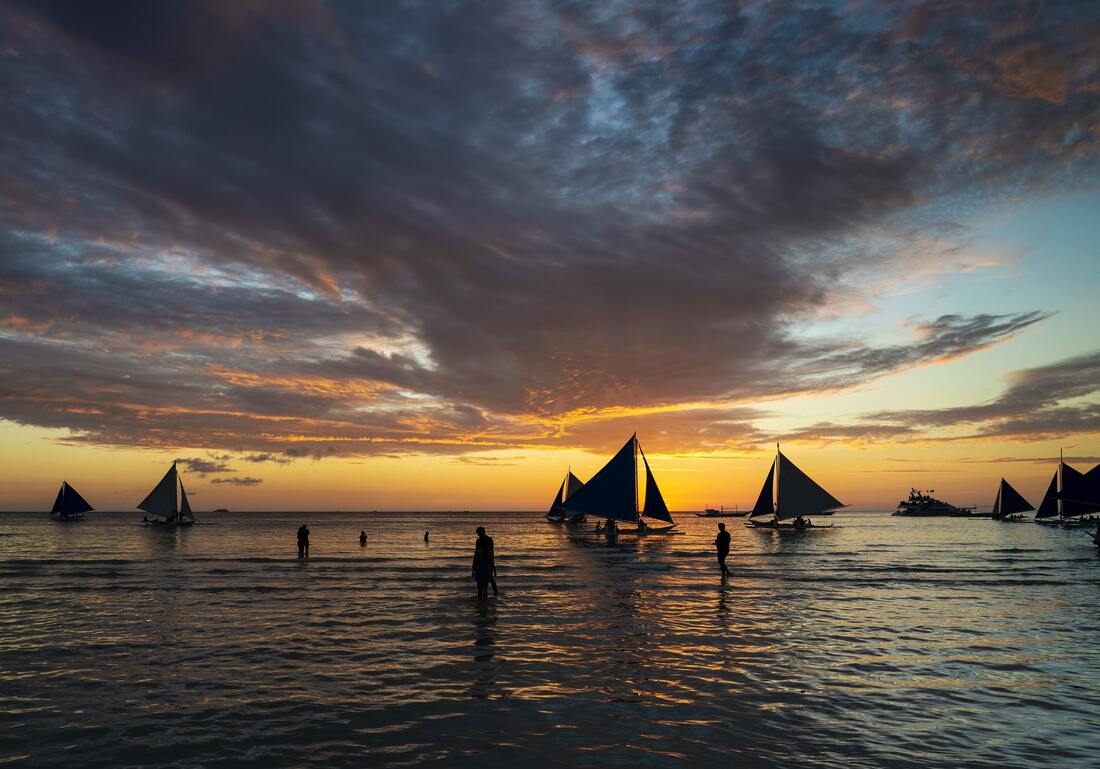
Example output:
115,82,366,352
1,511,1098,769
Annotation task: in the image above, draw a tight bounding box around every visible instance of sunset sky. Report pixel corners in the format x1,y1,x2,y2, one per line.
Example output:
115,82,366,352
1,1,1098,511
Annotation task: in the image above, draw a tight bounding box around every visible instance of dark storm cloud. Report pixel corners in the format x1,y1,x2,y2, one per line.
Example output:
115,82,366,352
0,1,1095,455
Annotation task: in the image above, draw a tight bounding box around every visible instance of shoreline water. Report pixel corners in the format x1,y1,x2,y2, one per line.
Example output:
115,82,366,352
2,511,1098,768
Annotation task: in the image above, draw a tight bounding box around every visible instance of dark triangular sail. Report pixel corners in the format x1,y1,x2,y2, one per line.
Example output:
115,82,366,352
991,479,1032,518
750,461,775,518
1060,463,1100,516
1035,472,1059,519
565,472,584,501
562,435,638,523
50,485,64,515
546,478,567,518
61,482,93,516
139,463,178,519
775,451,845,520
179,483,194,522
641,455,673,523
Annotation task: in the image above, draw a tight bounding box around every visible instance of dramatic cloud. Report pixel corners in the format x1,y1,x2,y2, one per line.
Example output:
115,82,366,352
0,1,1096,457
210,476,263,487
174,456,235,476
786,351,1100,445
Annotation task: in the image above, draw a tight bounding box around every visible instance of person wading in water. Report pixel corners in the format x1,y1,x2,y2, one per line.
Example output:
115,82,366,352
471,526,497,600
297,524,310,558
715,523,731,579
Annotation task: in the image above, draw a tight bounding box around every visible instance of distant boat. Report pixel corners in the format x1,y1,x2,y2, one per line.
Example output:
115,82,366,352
695,506,747,518
562,433,675,533
48,481,93,522
138,462,196,527
747,447,845,529
892,489,973,517
1038,455,1100,526
990,478,1033,522
546,471,585,525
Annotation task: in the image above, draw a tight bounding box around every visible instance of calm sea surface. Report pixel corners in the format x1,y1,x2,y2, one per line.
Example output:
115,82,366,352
1,511,1098,768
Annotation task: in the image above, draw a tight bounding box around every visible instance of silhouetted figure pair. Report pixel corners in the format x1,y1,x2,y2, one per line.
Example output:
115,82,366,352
297,524,310,558
715,523,731,578
424,530,430,543
472,526,497,600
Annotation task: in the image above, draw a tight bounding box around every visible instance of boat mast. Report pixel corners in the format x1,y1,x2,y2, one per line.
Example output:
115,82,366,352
774,442,780,521
1058,448,1064,519
633,433,639,521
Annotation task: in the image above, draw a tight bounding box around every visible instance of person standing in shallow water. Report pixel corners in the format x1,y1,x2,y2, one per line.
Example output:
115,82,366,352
359,530,367,546
715,523,731,578
297,524,310,558
424,530,429,543
472,526,497,600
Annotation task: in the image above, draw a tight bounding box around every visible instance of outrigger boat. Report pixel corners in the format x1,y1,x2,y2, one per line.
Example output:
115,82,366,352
48,481,93,521
990,478,1033,522
138,462,197,527
1036,453,1100,526
546,471,586,526
747,446,846,529
562,433,676,535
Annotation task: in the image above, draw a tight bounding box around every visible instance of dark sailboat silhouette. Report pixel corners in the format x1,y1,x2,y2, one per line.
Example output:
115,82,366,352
748,446,846,528
48,481,93,521
546,471,585,525
990,478,1033,522
138,462,196,527
1037,455,1100,526
561,434,675,533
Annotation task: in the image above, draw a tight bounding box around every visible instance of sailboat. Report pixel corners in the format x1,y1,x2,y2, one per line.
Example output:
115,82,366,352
138,462,197,527
1036,455,1100,526
48,481,94,521
747,446,846,528
561,433,675,534
990,478,1033,522
546,471,586,525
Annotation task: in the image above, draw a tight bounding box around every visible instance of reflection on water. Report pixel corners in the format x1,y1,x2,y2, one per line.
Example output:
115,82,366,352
0,511,1098,768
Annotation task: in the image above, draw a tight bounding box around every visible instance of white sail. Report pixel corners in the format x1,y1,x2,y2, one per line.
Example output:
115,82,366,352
139,463,178,518
775,450,845,520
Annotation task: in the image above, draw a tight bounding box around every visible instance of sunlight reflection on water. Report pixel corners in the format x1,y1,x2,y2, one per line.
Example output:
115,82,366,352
0,512,1098,768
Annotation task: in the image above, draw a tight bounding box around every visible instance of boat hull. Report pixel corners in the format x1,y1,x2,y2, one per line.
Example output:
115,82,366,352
49,513,86,522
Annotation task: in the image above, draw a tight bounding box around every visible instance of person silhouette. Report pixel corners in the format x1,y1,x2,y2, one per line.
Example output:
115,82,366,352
424,530,429,543
715,523,731,578
359,530,367,546
472,526,497,600
297,524,310,558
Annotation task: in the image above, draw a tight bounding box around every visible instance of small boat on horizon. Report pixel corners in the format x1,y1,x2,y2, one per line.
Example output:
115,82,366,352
747,446,846,529
48,481,93,522
892,489,974,517
695,506,747,518
138,462,197,527
561,433,675,534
